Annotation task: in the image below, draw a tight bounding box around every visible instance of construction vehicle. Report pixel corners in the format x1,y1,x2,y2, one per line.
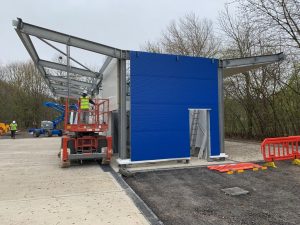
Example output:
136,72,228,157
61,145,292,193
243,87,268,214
60,98,112,167
0,123,9,136
31,102,77,137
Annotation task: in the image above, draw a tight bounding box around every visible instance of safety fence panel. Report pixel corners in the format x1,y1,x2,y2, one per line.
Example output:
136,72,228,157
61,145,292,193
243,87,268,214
208,163,262,172
261,136,300,162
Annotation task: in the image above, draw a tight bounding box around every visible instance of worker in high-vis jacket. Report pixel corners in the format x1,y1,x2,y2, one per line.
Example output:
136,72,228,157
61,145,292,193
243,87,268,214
9,121,17,139
80,90,95,124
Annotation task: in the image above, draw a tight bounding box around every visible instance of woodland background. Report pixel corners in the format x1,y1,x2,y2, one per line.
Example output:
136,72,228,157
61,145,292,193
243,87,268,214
1,0,299,140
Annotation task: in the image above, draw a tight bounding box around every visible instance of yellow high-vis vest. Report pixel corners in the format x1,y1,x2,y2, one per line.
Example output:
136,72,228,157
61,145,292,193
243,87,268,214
10,123,17,131
80,96,89,110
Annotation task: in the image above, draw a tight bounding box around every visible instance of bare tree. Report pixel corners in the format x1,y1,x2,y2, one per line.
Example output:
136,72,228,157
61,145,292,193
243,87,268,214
143,13,220,57
237,0,300,55
219,5,289,138
220,3,300,139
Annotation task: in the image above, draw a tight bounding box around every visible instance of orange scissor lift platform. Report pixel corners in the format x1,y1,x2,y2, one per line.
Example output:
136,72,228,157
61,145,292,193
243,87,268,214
60,98,112,168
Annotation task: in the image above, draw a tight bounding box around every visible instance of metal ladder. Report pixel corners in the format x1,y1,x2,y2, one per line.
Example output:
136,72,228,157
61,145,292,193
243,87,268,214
190,110,200,155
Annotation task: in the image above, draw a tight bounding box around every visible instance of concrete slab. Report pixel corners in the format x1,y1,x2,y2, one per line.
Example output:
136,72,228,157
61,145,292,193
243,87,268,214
111,140,262,172
112,140,263,172
221,187,249,196
111,156,236,172
0,137,149,225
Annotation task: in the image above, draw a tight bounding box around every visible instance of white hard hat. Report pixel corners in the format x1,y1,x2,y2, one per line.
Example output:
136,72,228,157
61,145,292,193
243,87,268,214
13,121,16,123
83,90,88,94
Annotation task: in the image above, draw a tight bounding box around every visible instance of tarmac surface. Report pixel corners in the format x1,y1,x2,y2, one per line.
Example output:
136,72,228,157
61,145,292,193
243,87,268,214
125,161,300,225
0,136,149,225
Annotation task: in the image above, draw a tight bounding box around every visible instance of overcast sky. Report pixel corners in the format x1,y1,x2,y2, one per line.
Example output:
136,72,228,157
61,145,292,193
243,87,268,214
1,0,228,66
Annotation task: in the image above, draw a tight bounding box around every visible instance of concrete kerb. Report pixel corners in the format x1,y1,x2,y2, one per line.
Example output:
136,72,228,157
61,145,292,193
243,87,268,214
99,164,163,225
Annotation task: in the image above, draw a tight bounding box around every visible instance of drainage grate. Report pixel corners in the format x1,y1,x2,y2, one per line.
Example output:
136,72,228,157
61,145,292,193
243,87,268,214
221,187,249,196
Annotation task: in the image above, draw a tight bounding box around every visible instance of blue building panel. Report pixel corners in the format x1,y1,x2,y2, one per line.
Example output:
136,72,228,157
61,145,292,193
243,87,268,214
130,51,220,161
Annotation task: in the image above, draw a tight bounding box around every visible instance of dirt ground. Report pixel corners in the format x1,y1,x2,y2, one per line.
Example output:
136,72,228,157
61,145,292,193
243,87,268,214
125,161,300,225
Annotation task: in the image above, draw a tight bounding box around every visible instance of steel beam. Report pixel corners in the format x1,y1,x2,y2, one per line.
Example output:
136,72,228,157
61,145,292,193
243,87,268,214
54,84,82,92
54,90,83,97
13,18,130,59
220,52,284,76
39,60,98,78
217,66,224,155
38,38,95,73
54,87,84,95
91,56,113,95
66,44,71,100
15,30,55,93
46,75,93,88
51,83,88,94
55,90,81,98
55,93,81,99
118,58,127,159
99,57,113,75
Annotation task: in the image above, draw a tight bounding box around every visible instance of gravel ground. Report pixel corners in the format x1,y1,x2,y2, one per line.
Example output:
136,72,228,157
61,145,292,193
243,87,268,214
125,161,300,225
225,140,263,162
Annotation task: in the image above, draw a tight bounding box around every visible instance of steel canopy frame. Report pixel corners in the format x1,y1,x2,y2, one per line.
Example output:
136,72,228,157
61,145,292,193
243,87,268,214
39,60,100,78
55,92,81,99
13,18,129,59
51,83,90,94
216,52,284,157
13,18,129,161
91,56,113,95
15,28,55,93
55,89,83,96
46,75,94,88
13,18,284,163
13,18,130,97
221,53,285,77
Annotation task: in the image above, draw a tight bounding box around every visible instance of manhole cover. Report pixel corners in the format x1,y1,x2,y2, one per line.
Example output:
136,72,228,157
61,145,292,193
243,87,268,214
221,187,249,196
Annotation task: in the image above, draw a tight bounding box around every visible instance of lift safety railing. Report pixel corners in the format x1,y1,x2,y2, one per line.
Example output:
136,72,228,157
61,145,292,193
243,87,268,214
64,98,109,133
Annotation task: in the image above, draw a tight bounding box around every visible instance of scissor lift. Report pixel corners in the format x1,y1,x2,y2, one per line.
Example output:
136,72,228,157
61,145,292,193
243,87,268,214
60,98,112,168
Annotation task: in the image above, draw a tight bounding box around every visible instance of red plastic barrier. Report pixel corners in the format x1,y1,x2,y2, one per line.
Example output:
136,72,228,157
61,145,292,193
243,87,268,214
261,136,300,162
208,163,262,172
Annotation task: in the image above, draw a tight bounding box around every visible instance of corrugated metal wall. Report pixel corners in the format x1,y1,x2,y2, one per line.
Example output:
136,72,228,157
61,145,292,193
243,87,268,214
130,51,220,161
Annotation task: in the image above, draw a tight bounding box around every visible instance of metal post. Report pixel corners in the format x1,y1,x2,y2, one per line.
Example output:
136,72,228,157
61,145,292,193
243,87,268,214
118,57,127,159
206,110,211,160
218,64,225,154
66,44,70,102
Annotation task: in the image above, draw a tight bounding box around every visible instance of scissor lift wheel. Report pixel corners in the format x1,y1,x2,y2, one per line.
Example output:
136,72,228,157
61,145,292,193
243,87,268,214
60,160,70,168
